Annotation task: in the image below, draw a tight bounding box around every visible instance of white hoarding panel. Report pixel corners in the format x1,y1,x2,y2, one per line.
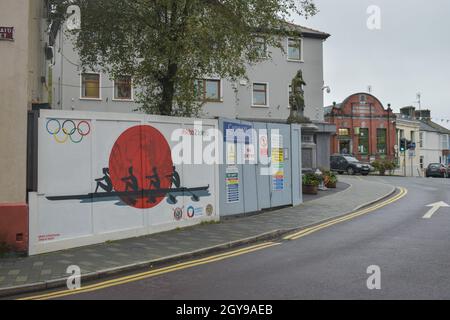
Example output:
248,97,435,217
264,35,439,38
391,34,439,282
29,110,219,255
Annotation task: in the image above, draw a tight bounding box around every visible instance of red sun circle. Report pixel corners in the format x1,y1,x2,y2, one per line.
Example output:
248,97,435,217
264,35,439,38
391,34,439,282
109,125,173,209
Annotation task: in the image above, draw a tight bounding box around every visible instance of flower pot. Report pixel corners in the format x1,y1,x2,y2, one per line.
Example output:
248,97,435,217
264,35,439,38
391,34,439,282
302,184,318,195
326,181,337,189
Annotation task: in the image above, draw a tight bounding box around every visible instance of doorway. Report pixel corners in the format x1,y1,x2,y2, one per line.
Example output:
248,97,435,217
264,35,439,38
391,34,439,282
339,140,351,155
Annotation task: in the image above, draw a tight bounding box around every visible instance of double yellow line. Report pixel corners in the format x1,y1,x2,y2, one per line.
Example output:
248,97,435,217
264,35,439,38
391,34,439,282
284,187,408,241
20,241,280,300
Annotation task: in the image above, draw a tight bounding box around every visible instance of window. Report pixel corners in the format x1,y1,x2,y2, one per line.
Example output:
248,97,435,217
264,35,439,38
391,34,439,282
81,73,100,99
338,128,350,137
287,38,302,61
114,76,133,100
195,79,221,102
377,128,387,154
252,83,268,106
442,134,449,150
420,156,424,169
419,132,424,148
358,128,369,154
254,37,267,58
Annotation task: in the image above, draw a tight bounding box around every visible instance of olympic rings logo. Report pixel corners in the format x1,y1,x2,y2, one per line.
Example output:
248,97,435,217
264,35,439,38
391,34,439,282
46,119,91,144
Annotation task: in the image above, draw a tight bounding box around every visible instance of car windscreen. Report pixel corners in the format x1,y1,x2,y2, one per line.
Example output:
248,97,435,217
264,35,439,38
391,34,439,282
344,156,359,163
429,164,440,169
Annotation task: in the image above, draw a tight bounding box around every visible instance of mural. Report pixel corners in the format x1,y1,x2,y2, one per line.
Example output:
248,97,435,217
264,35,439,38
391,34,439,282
30,111,219,255
46,125,211,208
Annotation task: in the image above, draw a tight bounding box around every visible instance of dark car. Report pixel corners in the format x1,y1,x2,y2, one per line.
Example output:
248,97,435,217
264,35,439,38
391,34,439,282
330,155,371,176
425,163,448,178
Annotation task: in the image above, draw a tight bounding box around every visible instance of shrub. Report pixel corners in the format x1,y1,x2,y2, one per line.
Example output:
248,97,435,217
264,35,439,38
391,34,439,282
372,159,397,176
302,173,320,187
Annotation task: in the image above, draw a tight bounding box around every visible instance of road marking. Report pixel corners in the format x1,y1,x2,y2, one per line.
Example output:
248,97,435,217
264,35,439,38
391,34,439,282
19,241,280,300
423,201,450,219
284,187,408,241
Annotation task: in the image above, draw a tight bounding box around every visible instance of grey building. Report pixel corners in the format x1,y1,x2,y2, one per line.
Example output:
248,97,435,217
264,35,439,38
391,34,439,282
51,22,335,170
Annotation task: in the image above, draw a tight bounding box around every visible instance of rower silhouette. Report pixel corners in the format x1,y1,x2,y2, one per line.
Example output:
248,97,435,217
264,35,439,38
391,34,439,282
95,168,113,193
166,166,181,204
121,167,139,192
146,167,161,203
166,166,181,188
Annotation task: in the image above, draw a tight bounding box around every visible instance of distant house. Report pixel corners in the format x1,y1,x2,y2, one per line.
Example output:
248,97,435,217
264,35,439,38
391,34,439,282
51,21,335,170
325,93,397,162
414,109,450,168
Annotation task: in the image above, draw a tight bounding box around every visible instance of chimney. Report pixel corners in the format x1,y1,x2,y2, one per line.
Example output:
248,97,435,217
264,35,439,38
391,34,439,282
400,106,415,118
415,109,431,120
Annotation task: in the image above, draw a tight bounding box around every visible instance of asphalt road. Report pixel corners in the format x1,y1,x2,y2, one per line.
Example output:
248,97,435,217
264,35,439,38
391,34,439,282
26,176,450,300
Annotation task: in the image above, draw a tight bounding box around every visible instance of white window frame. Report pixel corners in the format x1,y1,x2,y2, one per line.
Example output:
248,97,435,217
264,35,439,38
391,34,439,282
80,72,102,101
112,76,134,102
287,37,304,62
251,82,269,107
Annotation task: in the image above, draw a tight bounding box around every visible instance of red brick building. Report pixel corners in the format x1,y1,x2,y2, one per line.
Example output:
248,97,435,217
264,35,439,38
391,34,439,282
325,93,396,161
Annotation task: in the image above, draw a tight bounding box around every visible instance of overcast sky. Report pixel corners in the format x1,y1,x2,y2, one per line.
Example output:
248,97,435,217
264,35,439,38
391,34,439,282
295,0,450,128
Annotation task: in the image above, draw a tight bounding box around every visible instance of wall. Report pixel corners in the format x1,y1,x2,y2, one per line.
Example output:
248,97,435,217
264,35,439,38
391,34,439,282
53,28,327,123
29,110,219,255
420,131,442,166
0,0,30,203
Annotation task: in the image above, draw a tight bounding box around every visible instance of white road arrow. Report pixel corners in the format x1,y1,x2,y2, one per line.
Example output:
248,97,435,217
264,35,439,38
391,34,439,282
423,202,450,219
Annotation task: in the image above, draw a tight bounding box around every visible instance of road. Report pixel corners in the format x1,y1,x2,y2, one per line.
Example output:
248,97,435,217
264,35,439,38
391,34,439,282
21,176,450,300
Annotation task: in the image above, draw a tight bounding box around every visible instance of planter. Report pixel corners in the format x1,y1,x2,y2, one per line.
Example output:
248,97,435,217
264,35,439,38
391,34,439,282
302,184,318,195
326,181,337,189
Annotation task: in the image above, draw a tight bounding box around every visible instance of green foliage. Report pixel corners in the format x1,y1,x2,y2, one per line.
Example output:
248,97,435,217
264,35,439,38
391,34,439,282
49,0,317,116
0,241,10,257
322,170,338,184
372,159,397,176
302,172,320,187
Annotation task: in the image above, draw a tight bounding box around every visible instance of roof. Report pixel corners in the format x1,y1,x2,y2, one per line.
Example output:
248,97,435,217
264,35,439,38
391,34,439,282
283,21,331,40
420,119,450,134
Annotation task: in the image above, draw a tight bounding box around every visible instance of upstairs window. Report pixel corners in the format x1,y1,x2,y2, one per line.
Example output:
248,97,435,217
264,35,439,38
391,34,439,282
254,37,268,58
287,38,302,61
81,73,100,99
114,76,133,101
195,79,221,102
252,83,268,106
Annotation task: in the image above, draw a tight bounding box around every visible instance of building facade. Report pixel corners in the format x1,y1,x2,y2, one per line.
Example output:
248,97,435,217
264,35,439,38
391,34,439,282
52,22,335,170
0,0,48,252
395,107,421,177
415,110,450,169
325,93,397,162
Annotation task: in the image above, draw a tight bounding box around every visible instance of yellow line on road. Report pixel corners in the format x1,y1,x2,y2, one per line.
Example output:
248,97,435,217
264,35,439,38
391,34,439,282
20,241,280,300
284,187,408,241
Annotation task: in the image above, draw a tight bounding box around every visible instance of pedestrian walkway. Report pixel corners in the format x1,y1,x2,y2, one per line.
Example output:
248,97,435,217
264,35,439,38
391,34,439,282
0,176,395,296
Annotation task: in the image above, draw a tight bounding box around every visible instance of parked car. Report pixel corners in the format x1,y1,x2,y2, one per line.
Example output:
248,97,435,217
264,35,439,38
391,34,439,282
425,163,448,178
330,155,371,176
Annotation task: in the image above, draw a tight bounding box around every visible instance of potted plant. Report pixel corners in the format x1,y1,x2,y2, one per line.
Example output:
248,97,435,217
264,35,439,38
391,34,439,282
324,171,338,188
302,173,320,195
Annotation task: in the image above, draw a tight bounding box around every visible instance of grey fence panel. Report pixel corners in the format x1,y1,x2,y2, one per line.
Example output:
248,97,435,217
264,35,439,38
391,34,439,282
268,123,292,208
291,124,302,206
254,122,271,211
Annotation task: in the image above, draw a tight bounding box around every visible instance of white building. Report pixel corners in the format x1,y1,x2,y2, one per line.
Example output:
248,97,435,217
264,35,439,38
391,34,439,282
50,21,336,170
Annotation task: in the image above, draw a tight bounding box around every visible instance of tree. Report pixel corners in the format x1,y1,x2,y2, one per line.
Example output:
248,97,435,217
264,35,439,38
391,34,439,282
287,69,311,124
48,0,317,116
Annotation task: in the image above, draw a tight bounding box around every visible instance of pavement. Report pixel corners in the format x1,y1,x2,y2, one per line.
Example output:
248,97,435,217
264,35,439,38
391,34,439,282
0,176,396,297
